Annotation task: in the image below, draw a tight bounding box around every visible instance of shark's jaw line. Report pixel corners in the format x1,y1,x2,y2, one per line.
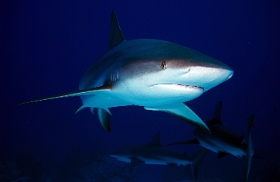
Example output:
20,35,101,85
150,84,204,91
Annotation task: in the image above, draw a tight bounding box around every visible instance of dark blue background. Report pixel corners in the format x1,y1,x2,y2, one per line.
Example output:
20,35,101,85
1,1,279,181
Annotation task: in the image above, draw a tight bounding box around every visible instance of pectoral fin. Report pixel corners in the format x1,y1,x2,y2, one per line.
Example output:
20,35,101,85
145,103,210,134
8,84,112,107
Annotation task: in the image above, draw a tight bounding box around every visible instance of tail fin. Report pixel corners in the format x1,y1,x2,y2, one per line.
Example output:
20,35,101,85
190,148,208,180
244,115,254,182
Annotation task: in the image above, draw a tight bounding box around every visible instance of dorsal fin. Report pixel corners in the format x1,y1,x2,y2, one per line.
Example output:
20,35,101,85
208,101,223,126
247,115,255,134
147,132,162,147
207,100,223,126
108,10,125,50
213,101,222,123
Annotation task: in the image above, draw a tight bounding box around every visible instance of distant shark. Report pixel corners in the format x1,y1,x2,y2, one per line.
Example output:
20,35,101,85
9,10,233,133
110,132,208,180
169,101,255,182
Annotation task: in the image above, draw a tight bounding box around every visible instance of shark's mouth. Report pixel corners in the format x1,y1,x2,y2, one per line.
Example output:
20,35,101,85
150,84,204,91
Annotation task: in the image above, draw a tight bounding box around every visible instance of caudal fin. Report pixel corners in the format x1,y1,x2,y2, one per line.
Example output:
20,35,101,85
190,148,208,180
244,115,254,182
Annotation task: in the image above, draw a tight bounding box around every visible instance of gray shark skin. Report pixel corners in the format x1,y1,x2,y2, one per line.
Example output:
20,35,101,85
9,10,233,133
169,101,255,182
110,132,208,180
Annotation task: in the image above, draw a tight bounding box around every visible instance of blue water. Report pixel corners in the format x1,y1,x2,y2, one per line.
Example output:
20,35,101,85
1,1,279,181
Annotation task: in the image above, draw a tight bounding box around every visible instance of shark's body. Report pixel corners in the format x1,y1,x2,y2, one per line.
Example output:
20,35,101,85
11,11,233,132
110,132,207,180
169,101,255,181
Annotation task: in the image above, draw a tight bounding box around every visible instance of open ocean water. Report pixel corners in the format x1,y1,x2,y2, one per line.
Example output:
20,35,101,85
1,1,279,181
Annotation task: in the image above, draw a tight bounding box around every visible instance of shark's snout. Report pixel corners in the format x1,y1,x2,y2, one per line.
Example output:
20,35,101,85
220,67,234,84
226,69,234,80
180,65,233,92
204,67,234,91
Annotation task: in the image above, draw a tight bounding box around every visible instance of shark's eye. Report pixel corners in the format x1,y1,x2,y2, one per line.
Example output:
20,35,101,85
161,61,167,70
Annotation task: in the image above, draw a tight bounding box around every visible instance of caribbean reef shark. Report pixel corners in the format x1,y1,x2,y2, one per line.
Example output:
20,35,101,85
110,132,208,180
10,10,233,132
169,101,255,182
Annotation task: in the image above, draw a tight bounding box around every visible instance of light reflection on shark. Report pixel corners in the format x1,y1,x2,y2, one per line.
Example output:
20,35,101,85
10,10,233,133
110,132,208,180
169,101,255,182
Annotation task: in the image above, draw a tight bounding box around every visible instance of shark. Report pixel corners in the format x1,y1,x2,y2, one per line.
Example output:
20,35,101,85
110,132,208,180
168,101,255,182
9,10,233,133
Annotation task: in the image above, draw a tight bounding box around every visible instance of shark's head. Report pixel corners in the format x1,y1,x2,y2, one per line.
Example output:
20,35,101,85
113,40,234,107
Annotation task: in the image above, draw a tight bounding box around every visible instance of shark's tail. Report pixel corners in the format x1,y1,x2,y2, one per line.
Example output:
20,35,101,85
190,148,208,180
244,115,254,182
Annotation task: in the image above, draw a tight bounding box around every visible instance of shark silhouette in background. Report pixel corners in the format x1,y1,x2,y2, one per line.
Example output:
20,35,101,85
169,101,255,182
110,132,208,180
9,10,233,132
